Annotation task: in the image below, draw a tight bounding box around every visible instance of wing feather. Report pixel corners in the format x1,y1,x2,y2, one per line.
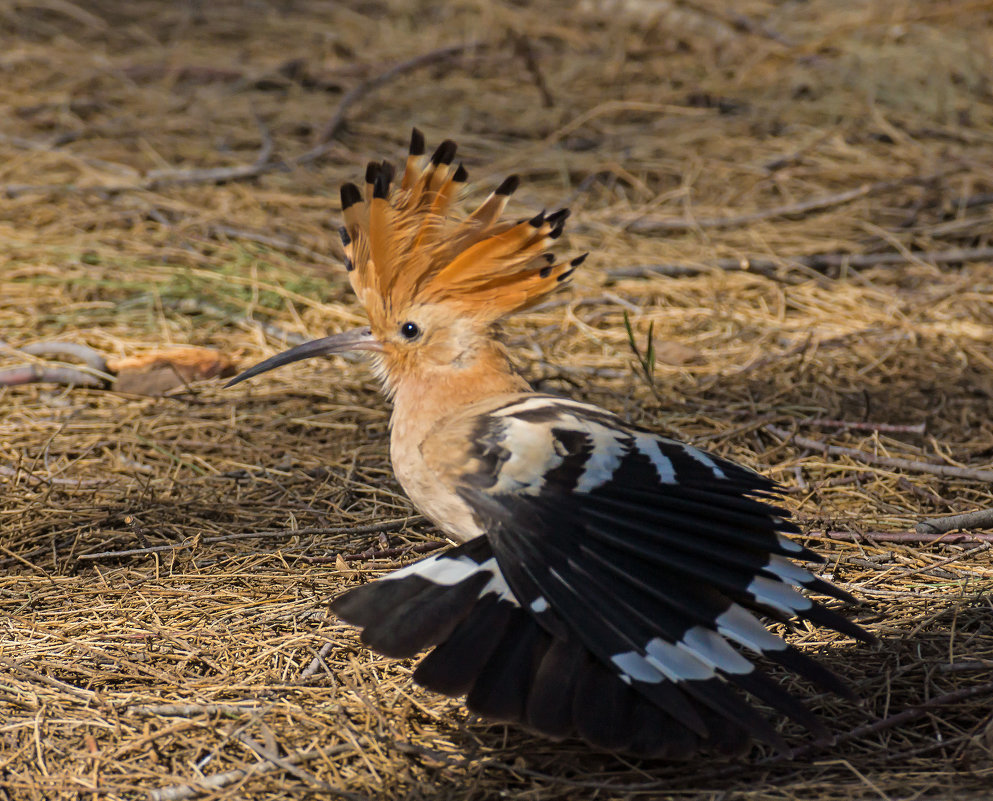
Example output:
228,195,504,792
331,393,872,756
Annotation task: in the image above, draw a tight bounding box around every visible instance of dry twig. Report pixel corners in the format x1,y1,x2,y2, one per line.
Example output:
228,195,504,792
2,115,276,197
233,734,362,798
0,463,105,487
0,364,107,388
809,530,993,544
803,419,926,436
621,176,943,233
148,748,338,801
14,342,109,372
916,508,993,536
306,42,487,154
608,245,993,279
765,425,993,483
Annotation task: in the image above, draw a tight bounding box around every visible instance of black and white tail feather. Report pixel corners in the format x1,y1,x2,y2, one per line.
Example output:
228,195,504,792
332,395,873,758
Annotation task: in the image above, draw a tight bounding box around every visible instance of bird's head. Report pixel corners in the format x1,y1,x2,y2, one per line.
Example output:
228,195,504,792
226,129,585,395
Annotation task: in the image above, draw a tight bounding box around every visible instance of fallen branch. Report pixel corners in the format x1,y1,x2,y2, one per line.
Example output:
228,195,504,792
3,47,489,197
803,419,926,436
202,518,420,544
879,542,990,581
0,656,96,701
621,176,942,234
916,508,993,536
133,703,268,717
168,297,311,347
13,341,109,372
0,364,107,388
785,471,877,495
307,42,487,152
806,530,993,544
2,115,276,198
301,642,335,679
144,114,275,188
75,521,436,562
951,190,993,210
937,660,993,673
512,33,554,108
684,679,993,786
765,425,993,483
148,747,334,801
790,679,993,758
607,245,993,280
0,464,105,487
76,539,199,561
694,2,794,45
233,734,359,798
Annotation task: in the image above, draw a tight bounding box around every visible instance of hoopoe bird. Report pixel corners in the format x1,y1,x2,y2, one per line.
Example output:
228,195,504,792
227,130,873,757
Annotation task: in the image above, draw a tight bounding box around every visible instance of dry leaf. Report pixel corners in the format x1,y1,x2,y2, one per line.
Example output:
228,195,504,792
653,340,701,365
335,553,356,578
109,347,236,395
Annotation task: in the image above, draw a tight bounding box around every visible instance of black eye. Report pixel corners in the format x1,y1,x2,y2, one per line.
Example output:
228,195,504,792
400,321,421,340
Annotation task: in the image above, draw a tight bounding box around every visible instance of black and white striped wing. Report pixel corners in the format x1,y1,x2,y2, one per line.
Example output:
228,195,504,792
332,395,872,756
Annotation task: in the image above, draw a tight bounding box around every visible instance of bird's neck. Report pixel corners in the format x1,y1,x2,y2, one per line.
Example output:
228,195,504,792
387,343,529,445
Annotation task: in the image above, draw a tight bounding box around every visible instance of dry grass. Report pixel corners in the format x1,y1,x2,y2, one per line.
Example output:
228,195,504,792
2,0,993,798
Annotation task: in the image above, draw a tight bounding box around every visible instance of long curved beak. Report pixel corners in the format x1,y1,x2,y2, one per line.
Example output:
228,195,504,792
225,327,382,388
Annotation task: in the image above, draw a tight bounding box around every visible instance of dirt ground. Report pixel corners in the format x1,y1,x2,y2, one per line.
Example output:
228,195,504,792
2,1,993,798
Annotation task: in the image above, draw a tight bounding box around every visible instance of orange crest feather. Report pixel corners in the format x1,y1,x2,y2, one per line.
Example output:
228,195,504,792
338,129,585,323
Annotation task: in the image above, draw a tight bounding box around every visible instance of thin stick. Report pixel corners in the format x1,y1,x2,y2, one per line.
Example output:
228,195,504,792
785,471,877,495
308,42,486,150
0,365,107,388
0,656,96,701
864,542,990,583
75,520,429,561
301,642,335,679
512,34,554,107
916,508,993,536
607,245,993,280
144,114,274,188
168,297,311,347
956,190,993,209
807,530,993,544
785,679,993,760
0,463,105,487
2,115,275,198
3,47,487,196
76,540,198,561
684,679,993,785
148,748,336,801
622,176,941,234
133,703,266,717
680,0,793,45
936,660,993,673
765,425,993,483
149,767,262,801
15,342,109,372
804,419,926,436
233,734,361,798
202,518,419,544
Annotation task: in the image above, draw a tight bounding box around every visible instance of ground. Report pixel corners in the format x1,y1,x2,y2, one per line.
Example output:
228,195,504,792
1,1,993,799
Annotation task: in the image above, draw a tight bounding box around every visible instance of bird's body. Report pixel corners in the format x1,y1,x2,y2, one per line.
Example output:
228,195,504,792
228,130,872,757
